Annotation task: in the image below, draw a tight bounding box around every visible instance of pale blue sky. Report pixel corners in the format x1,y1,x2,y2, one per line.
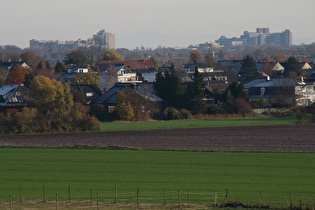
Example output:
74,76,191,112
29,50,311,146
1,0,314,49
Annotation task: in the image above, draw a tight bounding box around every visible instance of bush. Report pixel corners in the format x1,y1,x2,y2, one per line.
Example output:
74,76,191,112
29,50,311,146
163,107,182,120
207,103,226,115
151,109,162,120
180,109,193,119
0,103,101,134
234,99,253,117
115,100,135,121
250,99,266,109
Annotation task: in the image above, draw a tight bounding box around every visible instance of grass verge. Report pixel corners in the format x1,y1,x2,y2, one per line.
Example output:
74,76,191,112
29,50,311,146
101,116,303,132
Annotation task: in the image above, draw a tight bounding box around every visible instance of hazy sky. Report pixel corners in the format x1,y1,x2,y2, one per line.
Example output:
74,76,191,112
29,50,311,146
1,0,314,49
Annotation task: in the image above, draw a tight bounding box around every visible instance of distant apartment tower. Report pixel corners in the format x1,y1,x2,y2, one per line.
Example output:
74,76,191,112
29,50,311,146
215,28,292,47
30,39,89,49
93,30,115,49
30,29,115,50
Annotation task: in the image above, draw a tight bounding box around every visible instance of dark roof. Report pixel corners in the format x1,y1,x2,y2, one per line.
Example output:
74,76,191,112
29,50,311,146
0,85,28,107
0,61,25,69
96,59,158,72
92,82,162,105
70,84,102,95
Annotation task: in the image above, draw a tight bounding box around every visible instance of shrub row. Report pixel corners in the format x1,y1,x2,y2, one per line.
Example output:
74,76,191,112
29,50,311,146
0,103,100,134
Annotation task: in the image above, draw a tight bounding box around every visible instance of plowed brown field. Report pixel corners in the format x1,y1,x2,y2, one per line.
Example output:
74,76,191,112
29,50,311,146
0,124,314,152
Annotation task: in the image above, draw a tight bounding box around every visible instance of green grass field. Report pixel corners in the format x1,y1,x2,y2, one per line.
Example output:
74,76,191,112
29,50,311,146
100,116,302,132
0,148,314,208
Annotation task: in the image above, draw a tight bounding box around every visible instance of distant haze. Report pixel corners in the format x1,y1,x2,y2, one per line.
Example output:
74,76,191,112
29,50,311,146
1,0,314,49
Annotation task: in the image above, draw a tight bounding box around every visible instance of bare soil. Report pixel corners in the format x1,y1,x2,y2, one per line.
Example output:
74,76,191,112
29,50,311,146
0,124,314,152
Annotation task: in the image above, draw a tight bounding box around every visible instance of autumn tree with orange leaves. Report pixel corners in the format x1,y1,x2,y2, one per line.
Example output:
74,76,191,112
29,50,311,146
5,65,29,85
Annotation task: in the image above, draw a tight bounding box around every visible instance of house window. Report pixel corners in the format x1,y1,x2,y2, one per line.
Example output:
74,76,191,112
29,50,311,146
86,92,94,97
260,87,265,96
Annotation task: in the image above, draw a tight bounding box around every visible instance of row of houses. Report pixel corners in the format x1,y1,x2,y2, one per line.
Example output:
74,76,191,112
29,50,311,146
1,58,315,115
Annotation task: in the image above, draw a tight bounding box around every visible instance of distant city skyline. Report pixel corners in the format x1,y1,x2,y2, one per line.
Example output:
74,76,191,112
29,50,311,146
1,0,314,49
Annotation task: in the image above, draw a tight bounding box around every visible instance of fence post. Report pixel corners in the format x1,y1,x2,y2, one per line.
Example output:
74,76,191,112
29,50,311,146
68,185,71,202
115,184,117,203
86,189,88,201
164,188,166,205
56,194,58,210
225,188,229,204
19,185,22,202
90,189,93,201
137,187,139,209
260,191,265,207
9,195,12,210
178,190,180,208
43,185,46,202
215,194,217,207
187,189,190,205
97,193,99,210
209,190,213,206
290,193,292,210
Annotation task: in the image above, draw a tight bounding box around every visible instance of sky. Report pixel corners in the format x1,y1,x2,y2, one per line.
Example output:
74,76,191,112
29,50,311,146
1,0,315,49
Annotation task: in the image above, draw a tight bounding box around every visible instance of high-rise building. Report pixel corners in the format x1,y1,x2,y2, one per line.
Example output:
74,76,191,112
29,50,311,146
215,28,292,47
93,30,115,49
30,30,115,50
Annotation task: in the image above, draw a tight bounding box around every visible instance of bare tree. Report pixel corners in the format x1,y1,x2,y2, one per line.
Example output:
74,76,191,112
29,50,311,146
103,65,117,90
81,38,106,69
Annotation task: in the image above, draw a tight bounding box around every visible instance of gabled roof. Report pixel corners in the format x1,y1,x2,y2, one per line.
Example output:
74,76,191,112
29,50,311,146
0,61,29,70
272,62,284,71
300,62,312,70
91,85,124,105
92,82,162,105
251,78,297,88
70,84,102,95
96,59,158,72
218,60,243,76
243,78,266,89
0,85,19,105
0,84,28,107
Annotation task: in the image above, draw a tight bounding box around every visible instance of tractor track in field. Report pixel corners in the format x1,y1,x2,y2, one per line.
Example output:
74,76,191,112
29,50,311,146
0,124,314,152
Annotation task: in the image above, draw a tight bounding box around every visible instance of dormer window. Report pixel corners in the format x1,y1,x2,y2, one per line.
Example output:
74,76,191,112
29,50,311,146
86,92,94,97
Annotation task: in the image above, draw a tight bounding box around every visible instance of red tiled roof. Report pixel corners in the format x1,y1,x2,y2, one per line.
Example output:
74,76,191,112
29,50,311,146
96,59,157,71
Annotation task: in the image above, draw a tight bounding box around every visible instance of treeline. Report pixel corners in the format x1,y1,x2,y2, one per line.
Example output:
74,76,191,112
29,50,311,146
0,76,100,134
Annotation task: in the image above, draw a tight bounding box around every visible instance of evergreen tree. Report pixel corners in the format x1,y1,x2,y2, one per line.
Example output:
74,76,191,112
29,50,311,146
283,56,300,78
154,68,183,109
36,62,43,70
238,55,259,83
55,61,65,72
186,66,207,113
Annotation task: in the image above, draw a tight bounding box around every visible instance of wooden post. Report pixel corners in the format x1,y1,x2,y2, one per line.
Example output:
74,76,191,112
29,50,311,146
86,189,88,201
215,194,217,207
97,193,99,210
137,187,139,209
164,188,166,205
56,194,58,210
9,195,12,210
68,185,71,202
225,188,228,203
19,185,22,202
43,185,46,202
187,189,190,205
260,191,265,207
90,189,92,201
290,193,292,210
178,190,180,208
115,184,117,203
209,190,213,206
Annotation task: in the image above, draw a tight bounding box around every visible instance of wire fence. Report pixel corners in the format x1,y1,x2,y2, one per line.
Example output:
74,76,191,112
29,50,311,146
1,186,314,209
